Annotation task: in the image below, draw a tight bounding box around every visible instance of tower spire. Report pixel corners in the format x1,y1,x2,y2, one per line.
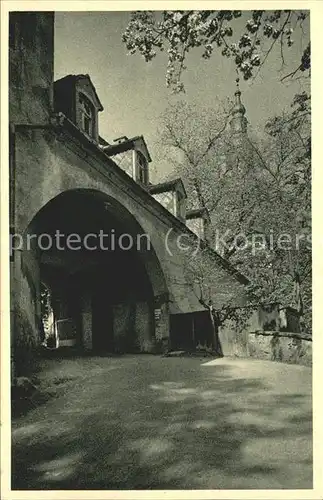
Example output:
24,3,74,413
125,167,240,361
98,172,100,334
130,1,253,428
230,77,247,135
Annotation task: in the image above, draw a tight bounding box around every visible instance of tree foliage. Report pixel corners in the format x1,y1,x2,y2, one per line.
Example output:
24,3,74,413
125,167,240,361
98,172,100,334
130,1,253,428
122,9,311,332
158,93,311,332
123,10,310,92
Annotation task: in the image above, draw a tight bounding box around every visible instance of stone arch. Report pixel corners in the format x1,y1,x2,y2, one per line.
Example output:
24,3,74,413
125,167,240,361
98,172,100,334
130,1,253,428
13,188,170,366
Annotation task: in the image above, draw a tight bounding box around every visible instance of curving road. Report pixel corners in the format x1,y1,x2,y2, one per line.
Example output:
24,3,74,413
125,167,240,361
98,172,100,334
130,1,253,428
12,355,312,490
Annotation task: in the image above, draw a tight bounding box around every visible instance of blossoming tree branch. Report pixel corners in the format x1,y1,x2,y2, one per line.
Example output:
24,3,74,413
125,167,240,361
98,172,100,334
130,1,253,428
122,10,310,92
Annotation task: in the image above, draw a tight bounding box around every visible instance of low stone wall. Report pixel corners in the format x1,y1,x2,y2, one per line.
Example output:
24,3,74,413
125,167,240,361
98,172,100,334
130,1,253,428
217,303,310,366
218,322,312,367
248,331,312,367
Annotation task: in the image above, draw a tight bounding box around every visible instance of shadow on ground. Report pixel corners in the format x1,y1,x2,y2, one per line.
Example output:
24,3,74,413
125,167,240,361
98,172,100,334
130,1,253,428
11,356,312,489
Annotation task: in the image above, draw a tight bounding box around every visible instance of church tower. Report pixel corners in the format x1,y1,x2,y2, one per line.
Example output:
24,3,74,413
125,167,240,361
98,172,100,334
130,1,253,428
229,78,248,137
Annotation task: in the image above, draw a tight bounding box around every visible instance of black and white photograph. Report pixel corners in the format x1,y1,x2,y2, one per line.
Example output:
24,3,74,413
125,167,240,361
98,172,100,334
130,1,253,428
1,2,320,497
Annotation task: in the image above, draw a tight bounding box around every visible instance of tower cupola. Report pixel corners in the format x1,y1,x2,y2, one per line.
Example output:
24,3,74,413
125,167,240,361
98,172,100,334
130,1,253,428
230,78,247,135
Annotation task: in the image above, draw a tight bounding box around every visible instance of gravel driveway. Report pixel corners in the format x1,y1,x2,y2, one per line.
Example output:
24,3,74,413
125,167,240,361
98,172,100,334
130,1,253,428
11,355,312,489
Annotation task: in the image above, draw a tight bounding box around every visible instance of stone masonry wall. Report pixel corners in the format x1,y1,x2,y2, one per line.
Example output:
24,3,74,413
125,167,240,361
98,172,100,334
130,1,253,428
248,332,312,367
218,305,311,366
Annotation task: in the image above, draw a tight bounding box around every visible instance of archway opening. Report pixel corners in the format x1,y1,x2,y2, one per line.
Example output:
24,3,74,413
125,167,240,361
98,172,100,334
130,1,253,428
24,189,168,354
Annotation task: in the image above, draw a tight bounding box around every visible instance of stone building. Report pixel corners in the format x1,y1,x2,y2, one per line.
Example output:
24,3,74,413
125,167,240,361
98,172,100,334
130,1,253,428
9,12,250,374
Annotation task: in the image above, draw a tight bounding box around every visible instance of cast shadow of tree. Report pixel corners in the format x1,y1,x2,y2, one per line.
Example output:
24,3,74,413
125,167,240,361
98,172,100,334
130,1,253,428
12,362,312,490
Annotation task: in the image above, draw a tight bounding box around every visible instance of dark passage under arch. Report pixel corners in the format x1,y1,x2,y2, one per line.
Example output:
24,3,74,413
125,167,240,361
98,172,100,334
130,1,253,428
23,189,169,354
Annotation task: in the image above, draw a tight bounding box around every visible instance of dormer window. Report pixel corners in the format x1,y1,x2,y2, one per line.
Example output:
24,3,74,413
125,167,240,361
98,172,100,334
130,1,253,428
53,74,104,144
148,178,187,222
79,93,94,136
102,136,151,186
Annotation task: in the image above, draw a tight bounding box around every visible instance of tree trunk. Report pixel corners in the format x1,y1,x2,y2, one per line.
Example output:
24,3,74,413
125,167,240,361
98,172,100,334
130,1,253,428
208,306,223,357
198,297,223,357
293,271,304,316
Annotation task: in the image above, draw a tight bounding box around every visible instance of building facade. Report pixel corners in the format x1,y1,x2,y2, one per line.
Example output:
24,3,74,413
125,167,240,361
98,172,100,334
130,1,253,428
9,13,249,373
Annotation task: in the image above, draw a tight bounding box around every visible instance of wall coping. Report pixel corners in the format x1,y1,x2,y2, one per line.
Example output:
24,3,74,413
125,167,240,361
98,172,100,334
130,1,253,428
217,302,300,312
249,330,312,342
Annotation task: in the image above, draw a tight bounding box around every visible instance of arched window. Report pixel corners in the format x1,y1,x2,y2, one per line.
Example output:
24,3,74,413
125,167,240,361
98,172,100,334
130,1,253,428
136,151,148,184
79,93,94,136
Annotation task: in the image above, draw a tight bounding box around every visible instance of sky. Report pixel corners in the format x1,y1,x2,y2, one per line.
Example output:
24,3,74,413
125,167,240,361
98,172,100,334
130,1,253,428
54,11,310,182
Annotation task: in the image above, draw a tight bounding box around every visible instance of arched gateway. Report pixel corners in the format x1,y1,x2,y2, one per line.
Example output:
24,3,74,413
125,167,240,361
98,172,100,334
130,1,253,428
16,189,169,356
9,12,248,376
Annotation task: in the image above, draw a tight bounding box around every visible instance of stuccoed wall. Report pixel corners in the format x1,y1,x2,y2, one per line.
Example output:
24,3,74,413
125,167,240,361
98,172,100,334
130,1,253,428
9,12,54,125
9,12,248,370
11,126,247,358
218,307,259,357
